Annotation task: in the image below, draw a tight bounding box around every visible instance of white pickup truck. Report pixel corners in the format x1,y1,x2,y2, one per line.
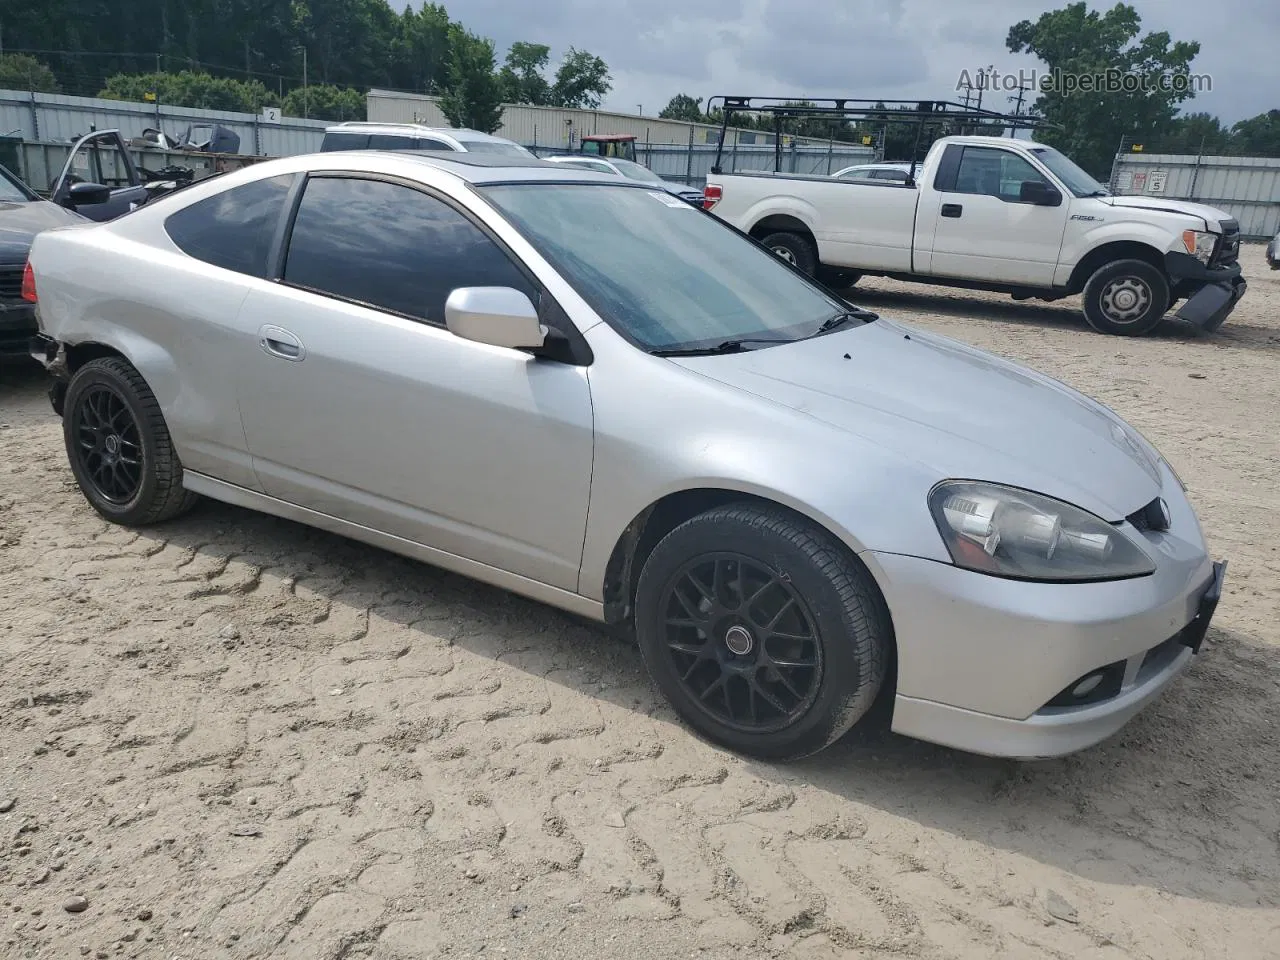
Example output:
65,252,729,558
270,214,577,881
703,134,1247,336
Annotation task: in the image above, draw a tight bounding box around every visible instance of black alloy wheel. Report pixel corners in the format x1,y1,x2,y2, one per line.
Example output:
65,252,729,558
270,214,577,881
660,552,824,734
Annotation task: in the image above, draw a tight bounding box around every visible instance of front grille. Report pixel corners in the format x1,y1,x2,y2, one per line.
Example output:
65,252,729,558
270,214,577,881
0,265,22,302
1214,219,1240,267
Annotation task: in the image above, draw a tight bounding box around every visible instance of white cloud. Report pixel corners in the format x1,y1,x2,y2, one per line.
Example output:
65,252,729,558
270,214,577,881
438,0,1276,124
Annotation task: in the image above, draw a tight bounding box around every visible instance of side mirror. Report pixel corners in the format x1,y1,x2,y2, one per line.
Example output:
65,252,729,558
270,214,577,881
444,287,546,350
1019,180,1062,206
66,182,111,206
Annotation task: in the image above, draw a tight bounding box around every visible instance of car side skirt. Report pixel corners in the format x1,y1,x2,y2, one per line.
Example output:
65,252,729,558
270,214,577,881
182,471,607,623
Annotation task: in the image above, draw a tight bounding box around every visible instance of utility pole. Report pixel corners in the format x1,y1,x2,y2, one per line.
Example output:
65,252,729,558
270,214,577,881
1008,83,1030,138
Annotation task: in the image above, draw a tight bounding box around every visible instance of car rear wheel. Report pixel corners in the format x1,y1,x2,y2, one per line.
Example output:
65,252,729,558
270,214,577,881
760,231,817,276
634,502,890,760
63,357,200,526
1082,259,1171,336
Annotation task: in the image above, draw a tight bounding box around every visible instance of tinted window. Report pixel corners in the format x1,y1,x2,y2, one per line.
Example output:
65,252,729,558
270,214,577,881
321,132,370,151
953,147,1048,201
282,176,536,323
368,134,419,151
164,174,295,278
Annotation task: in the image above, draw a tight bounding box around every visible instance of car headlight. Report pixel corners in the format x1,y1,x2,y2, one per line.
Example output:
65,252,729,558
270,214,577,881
928,481,1156,582
1181,230,1217,265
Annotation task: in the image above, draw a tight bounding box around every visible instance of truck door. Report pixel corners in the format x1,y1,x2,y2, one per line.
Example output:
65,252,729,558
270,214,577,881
916,144,1070,286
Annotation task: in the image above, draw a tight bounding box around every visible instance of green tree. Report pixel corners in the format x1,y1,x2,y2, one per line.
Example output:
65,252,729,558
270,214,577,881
551,47,610,109
1231,110,1280,157
659,94,704,122
282,83,365,120
393,2,453,93
499,41,551,105
98,71,278,112
1006,2,1201,177
438,28,504,133
0,54,61,92
1148,112,1233,154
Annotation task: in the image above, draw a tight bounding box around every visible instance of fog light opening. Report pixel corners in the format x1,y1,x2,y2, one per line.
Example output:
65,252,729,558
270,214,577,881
1071,672,1105,698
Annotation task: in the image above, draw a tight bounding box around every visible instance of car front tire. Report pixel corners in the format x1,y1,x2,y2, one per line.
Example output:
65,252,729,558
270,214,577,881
1082,259,1171,336
62,357,200,526
634,502,890,760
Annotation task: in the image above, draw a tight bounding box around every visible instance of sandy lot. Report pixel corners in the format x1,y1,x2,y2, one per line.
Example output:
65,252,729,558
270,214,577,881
1,245,1277,960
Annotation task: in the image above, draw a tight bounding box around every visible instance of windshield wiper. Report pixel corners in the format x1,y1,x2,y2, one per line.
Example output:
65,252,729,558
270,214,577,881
650,338,788,357
806,308,878,338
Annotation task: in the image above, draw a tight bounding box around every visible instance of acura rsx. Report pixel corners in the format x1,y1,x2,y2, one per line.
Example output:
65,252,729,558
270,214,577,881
24,149,1225,760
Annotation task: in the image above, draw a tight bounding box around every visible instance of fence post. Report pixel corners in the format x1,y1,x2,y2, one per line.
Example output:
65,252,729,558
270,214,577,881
1188,135,1205,200
253,117,262,156
28,91,39,140
685,125,694,185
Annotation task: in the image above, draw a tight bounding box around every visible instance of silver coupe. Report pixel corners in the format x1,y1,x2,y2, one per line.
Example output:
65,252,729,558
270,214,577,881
24,149,1226,761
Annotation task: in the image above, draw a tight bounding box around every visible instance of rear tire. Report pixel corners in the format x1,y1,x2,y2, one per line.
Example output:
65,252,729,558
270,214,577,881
62,357,200,526
760,231,817,276
1081,259,1171,336
634,502,890,760
819,266,862,290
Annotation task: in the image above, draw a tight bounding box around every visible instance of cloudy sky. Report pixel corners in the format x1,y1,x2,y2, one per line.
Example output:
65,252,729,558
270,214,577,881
434,0,1274,125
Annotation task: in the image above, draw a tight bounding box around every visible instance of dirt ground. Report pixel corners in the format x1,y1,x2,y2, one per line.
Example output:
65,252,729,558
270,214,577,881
1,245,1277,960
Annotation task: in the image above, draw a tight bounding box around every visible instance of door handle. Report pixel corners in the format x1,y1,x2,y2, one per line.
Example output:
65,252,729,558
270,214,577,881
941,203,963,218
258,324,305,361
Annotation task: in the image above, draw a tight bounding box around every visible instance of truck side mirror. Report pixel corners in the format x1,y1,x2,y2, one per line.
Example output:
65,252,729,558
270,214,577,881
1019,180,1062,206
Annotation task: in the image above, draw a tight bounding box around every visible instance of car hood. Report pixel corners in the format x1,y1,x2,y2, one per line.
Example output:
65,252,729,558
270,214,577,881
0,200,85,262
1100,195,1233,230
669,318,1165,521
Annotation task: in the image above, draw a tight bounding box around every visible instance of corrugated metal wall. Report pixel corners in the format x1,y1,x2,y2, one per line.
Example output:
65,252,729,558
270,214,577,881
1,90,328,157
366,88,864,150
1111,153,1280,239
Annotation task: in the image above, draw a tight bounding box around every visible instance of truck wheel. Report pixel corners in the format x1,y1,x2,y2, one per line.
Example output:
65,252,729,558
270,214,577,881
819,266,861,290
633,502,890,760
1081,260,1171,336
760,232,817,276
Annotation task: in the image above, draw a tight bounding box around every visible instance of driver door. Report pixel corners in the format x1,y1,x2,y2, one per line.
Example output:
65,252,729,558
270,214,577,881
232,173,596,591
50,131,147,221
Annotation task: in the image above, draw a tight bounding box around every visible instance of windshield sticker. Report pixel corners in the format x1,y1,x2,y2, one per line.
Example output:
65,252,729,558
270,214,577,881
648,190,692,208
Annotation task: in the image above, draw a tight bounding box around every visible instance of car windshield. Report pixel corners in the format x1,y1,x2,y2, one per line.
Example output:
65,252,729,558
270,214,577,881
609,159,665,184
0,165,34,202
460,140,533,157
479,183,860,352
1028,146,1109,197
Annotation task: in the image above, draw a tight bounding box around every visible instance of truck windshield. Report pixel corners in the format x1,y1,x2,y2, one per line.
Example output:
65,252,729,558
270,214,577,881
1028,146,1109,197
478,183,859,353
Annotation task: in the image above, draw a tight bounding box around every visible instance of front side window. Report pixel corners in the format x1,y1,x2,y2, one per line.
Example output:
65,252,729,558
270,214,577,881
479,183,858,353
953,147,1049,202
0,164,34,202
282,176,536,324
163,173,295,278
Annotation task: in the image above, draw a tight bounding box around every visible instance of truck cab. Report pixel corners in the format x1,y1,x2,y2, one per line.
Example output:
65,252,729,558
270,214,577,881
705,134,1246,336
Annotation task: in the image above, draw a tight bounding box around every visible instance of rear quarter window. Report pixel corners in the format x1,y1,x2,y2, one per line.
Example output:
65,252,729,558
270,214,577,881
320,132,370,151
163,174,296,279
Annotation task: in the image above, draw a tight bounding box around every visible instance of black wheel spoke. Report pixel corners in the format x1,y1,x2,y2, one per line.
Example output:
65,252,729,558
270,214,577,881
660,551,824,735
71,384,145,506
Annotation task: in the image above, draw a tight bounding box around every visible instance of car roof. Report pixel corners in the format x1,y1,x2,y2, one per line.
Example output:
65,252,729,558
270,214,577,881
240,149,634,186
322,122,521,147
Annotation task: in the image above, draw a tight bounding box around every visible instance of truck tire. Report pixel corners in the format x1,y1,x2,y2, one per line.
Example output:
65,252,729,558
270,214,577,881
1081,259,1171,336
819,266,861,290
760,232,817,276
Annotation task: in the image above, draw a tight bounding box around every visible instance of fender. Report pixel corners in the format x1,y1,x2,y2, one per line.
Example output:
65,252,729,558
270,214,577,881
1056,219,1188,287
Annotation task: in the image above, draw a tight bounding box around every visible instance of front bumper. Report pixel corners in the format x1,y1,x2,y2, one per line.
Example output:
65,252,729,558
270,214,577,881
0,302,38,361
863,475,1223,759
1165,251,1246,333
